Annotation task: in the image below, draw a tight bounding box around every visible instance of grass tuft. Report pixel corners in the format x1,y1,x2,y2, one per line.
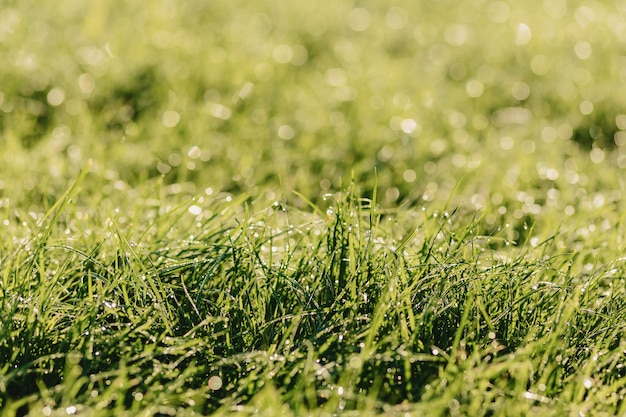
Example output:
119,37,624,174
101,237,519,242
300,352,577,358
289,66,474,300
2,183,626,415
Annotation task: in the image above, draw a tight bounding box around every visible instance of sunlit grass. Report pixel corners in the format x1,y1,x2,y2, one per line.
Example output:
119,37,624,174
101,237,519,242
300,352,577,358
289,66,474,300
2,180,626,416
2,0,626,415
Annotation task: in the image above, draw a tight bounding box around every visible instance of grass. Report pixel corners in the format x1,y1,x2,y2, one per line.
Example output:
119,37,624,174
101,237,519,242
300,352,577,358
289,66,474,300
2,0,626,415
2,176,625,416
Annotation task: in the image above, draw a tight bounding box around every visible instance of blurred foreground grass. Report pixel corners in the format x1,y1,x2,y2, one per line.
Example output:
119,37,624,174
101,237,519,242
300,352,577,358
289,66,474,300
1,0,626,415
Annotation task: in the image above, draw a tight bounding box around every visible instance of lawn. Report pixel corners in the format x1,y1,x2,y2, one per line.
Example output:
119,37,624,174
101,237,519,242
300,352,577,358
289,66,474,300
1,0,626,415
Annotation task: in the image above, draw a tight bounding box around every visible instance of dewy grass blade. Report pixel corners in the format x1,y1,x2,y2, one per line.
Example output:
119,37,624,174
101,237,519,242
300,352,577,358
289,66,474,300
38,159,92,244
195,246,232,307
22,159,92,275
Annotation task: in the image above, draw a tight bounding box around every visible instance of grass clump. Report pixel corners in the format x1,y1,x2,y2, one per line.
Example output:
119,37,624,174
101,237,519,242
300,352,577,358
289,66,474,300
2,178,626,416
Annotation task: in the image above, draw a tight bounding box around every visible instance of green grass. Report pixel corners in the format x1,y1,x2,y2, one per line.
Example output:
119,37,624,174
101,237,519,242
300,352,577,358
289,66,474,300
2,0,626,415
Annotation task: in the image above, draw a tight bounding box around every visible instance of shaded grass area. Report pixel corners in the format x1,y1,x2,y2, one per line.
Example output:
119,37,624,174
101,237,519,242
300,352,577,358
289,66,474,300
1,173,626,416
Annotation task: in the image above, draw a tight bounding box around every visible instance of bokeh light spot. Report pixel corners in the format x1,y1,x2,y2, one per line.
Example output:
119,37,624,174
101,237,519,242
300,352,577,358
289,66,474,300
515,23,532,45
78,74,95,94
466,80,484,98
579,100,593,115
575,6,596,27
208,103,232,120
574,41,592,60
305,14,327,37
326,68,347,87
208,376,223,391
385,187,400,202
530,55,551,75
590,148,604,163
615,114,626,130
47,88,65,106
386,7,408,30
157,161,171,174
500,136,514,150
188,146,201,159
541,127,557,143
544,0,567,20
347,8,371,32
278,125,295,140
403,169,417,183
522,140,536,154
400,118,420,135
487,1,510,23
168,153,182,167
512,82,530,101
444,25,468,46
162,110,180,127
273,44,293,64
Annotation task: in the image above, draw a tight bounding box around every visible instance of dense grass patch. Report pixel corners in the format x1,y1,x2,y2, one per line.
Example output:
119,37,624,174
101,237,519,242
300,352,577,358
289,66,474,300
2,177,625,415
2,0,626,415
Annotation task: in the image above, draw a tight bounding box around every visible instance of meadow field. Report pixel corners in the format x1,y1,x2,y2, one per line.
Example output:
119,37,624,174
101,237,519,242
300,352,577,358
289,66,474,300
1,0,626,415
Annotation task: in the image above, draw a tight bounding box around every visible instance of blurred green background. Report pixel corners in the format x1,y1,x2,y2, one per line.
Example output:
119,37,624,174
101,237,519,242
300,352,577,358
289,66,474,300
1,0,625,238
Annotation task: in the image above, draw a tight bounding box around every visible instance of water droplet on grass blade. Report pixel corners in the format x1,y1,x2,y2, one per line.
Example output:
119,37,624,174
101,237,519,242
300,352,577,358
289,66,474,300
188,205,202,216
583,376,596,389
